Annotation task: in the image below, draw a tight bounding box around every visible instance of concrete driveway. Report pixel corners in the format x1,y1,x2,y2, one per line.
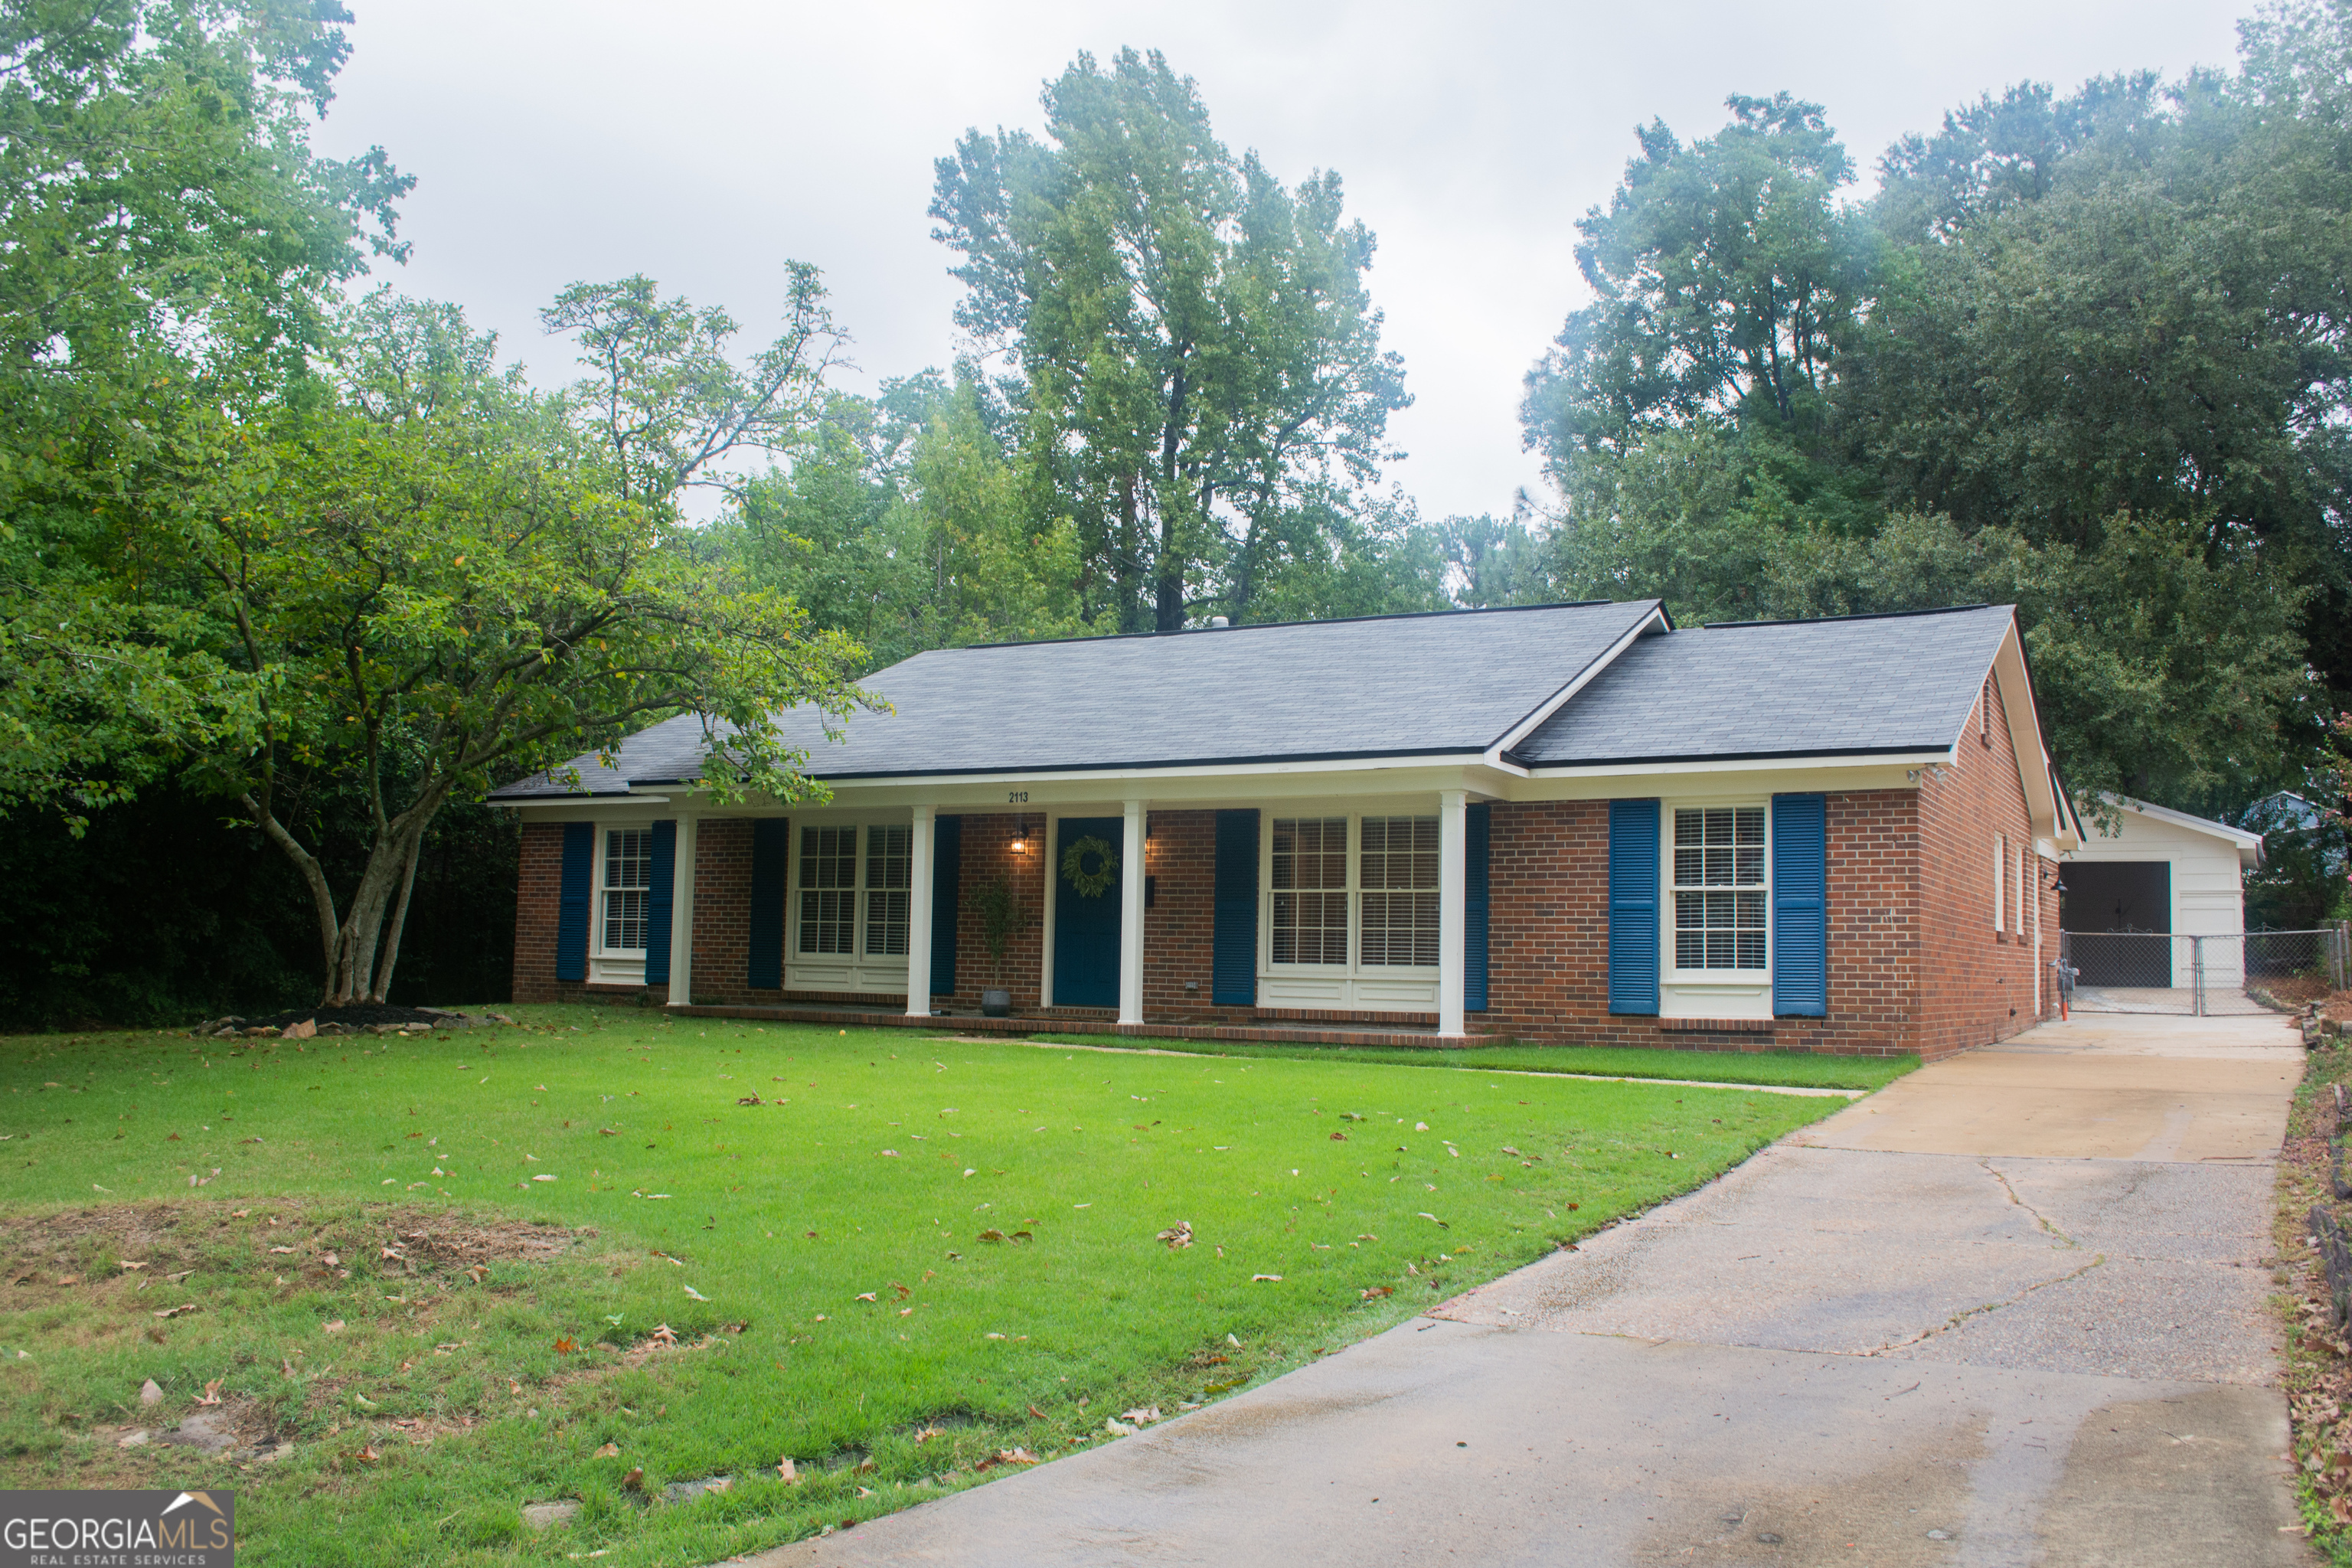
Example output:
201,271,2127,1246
746,1015,2310,1567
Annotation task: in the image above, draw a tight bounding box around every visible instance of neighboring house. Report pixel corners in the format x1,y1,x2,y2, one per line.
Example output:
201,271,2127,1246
492,600,2079,1060
2060,795,2264,990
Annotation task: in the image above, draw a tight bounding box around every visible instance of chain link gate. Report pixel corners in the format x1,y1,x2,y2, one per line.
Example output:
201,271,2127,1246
2056,927,2350,1016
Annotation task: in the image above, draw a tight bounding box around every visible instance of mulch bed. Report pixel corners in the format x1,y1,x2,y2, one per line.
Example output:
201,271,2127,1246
189,1003,509,1037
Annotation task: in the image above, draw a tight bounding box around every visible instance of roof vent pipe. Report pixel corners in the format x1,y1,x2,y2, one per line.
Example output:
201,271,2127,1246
1207,616,1230,629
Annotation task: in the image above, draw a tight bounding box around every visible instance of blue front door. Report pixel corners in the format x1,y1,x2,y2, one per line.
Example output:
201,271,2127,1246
1053,817,1124,1008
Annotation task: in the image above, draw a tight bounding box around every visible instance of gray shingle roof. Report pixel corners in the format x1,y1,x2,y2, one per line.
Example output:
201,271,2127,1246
1512,604,2015,766
490,599,1663,798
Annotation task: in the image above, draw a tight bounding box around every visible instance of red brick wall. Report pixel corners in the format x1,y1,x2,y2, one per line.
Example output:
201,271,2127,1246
511,822,566,1004
1917,678,2055,1055
941,813,1047,1009
688,818,760,1006
1472,792,1926,1057
1137,810,1261,1024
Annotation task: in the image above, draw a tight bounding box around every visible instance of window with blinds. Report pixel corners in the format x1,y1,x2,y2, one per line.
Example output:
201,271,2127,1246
603,828,652,951
1672,806,1766,970
797,826,858,954
1270,816,1349,965
1360,815,1440,965
864,824,913,956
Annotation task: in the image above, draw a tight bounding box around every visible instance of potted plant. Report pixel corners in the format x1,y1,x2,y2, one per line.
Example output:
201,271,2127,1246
972,872,1023,1017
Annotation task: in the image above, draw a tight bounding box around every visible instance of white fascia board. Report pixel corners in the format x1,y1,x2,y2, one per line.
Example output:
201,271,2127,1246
497,794,671,809
1483,604,1671,764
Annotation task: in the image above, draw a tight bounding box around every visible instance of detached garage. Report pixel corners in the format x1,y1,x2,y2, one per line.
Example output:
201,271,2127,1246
2060,796,2263,990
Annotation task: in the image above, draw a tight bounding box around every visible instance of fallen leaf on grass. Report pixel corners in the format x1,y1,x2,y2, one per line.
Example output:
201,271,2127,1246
622,1467,644,1492
1104,1418,1136,1436
531,1174,557,1182
1250,1274,1283,1283
1027,1403,1047,1419
974,1447,1039,1470
1156,1220,1194,1250
593,1442,619,1459
855,1292,878,1303
977,1229,1006,1243
913,1426,942,1444
354,1445,380,1463
195,1380,223,1406
683,1285,708,1302
1120,1406,1161,1425
323,1320,345,1333
777,1457,798,1483
1361,1285,1395,1299
650,1324,678,1345
1330,1132,1348,1142
152,1304,197,1319
554,1337,577,1355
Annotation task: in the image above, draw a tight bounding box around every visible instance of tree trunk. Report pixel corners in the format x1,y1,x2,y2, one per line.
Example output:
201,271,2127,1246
248,789,448,1010
1155,490,1185,632
368,830,426,1004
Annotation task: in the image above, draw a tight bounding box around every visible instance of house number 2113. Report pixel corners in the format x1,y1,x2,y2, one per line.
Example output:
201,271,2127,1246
1007,791,1029,804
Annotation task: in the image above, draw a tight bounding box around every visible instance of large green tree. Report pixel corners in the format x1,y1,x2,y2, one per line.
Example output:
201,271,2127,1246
0,0,408,821
930,47,1410,631
145,291,870,1005
1521,23,2351,813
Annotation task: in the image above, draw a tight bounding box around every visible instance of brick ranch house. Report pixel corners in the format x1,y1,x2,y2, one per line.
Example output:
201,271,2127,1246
493,599,2081,1060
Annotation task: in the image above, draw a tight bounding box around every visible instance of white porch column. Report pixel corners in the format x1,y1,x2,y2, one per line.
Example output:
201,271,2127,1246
665,816,699,1008
1119,799,1147,1027
1437,790,1468,1037
905,805,936,1020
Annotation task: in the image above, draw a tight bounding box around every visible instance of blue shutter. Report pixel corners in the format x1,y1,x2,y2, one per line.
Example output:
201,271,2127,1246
1607,799,1660,1015
1772,792,1828,1017
644,820,676,988
929,815,962,998
1465,803,1490,1011
1212,810,1259,1005
747,819,788,990
555,823,593,983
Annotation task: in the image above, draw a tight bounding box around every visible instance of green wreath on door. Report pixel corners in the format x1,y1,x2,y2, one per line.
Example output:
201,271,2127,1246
1060,835,1119,899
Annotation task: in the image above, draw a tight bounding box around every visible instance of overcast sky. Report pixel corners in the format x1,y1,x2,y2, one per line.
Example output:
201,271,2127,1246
312,1,2248,522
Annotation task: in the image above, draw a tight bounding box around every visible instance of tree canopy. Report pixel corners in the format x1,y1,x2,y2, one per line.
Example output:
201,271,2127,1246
1516,6,2352,815
929,47,1413,632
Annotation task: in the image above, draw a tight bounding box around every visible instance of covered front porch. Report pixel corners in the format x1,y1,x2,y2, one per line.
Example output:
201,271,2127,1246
640,776,1487,1040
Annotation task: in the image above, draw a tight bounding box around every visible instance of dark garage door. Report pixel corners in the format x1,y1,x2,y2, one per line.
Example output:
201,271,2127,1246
2062,861,2171,986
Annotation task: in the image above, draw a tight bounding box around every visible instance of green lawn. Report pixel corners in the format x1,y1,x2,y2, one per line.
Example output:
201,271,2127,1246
0,1004,1863,1565
1027,1034,1919,1092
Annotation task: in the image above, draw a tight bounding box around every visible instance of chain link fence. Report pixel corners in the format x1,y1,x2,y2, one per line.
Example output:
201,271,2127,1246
2056,927,2350,1016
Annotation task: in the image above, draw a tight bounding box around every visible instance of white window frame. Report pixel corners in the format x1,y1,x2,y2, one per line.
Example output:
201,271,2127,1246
1994,833,2007,933
784,814,915,995
590,821,654,987
1256,805,1442,1011
1658,795,1775,1021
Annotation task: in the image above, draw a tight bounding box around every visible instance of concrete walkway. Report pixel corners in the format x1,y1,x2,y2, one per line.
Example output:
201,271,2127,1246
747,1015,2311,1567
